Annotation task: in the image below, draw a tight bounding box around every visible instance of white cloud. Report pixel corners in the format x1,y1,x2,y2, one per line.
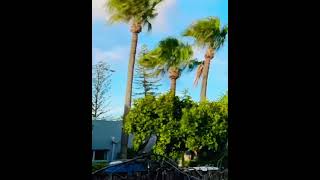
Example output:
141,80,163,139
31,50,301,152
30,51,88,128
93,46,130,64
213,58,227,65
151,0,177,32
192,46,228,65
109,106,123,117
92,0,108,22
192,46,206,61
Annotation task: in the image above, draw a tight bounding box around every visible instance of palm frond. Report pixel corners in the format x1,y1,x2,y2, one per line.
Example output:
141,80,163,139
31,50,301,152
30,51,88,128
193,62,204,86
138,37,196,80
186,59,201,72
182,16,228,50
105,0,163,31
143,20,152,32
151,67,166,77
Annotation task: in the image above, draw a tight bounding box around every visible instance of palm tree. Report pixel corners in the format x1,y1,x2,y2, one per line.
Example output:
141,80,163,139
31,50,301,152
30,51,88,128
183,17,228,101
105,0,163,159
139,37,199,96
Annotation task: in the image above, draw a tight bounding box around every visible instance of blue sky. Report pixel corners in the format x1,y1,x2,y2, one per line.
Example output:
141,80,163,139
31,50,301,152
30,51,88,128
92,0,228,118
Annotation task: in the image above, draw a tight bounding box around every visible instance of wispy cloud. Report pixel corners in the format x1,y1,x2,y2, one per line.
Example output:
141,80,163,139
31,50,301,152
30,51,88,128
93,46,130,64
151,0,177,32
92,0,108,22
213,58,227,65
108,105,123,117
192,46,228,65
192,46,205,61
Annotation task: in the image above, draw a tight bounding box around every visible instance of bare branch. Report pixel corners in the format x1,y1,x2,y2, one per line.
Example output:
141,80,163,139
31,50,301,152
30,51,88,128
92,61,113,118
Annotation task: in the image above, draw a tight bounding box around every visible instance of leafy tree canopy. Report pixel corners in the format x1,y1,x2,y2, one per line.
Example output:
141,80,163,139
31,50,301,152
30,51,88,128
124,92,228,161
181,95,228,152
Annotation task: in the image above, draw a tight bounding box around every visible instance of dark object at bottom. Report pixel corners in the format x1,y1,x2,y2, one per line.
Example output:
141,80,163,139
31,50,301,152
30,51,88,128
92,155,227,180
97,161,146,176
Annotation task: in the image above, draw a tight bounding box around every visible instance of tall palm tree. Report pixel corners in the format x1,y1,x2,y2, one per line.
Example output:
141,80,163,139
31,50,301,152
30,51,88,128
139,37,199,96
105,0,163,159
183,17,228,101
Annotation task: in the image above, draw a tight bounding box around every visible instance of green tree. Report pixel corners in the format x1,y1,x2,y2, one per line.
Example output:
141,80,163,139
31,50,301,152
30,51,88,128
125,93,195,160
133,45,161,98
183,17,228,101
106,0,164,159
124,92,228,164
139,37,199,96
180,94,228,159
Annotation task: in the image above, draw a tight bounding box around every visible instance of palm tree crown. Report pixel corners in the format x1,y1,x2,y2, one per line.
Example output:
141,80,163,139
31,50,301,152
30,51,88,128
106,0,163,32
139,37,197,77
139,37,199,95
183,16,228,50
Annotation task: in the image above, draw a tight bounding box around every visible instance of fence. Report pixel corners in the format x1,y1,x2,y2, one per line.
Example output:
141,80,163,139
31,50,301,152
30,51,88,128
92,153,228,180
92,168,228,180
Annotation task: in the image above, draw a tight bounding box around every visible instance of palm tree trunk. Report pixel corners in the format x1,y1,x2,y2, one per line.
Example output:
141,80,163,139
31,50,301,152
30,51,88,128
120,31,139,159
200,48,214,101
200,58,210,101
170,77,177,96
169,68,179,96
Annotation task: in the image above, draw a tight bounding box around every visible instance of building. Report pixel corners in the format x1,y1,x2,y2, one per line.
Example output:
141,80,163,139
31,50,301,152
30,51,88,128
92,120,121,162
92,120,132,162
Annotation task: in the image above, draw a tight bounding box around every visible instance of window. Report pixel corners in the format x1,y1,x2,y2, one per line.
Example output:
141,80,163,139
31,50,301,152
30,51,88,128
93,150,108,160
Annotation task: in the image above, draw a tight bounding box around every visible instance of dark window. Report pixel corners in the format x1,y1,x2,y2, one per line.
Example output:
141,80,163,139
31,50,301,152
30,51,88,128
94,150,108,160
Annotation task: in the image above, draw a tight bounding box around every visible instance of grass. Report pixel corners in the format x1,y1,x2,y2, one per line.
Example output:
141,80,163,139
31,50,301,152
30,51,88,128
92,161,108,173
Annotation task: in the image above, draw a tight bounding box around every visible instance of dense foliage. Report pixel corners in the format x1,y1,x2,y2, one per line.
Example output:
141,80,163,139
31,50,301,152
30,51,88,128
124,92,228,163
92,161,108,173
181,95,228,153
125,93,193,159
